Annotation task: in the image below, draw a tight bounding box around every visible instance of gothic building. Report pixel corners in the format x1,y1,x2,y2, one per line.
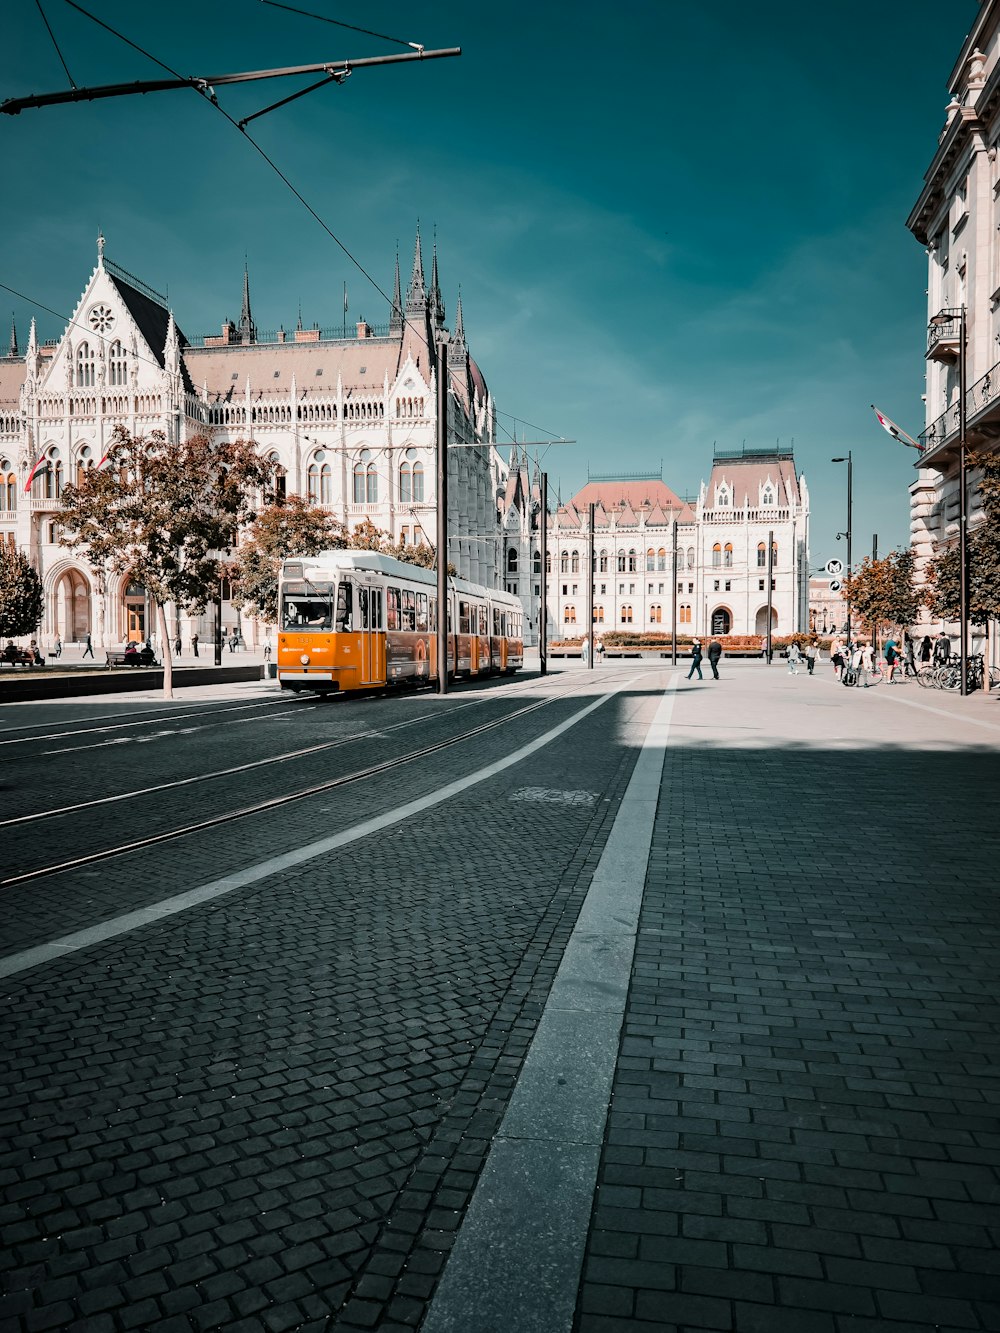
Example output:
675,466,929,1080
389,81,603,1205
0,230,505,649
500,446,809,643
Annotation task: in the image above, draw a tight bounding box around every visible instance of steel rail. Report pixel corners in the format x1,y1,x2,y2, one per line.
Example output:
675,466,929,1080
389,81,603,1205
1,688,578,888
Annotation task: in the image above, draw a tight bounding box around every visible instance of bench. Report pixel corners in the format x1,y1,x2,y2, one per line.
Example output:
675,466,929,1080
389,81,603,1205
1,648,42,668
106,649,158,668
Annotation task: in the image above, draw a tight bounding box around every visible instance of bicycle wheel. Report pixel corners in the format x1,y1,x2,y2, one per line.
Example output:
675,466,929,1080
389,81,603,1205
867,669,883,687
916,667,933,689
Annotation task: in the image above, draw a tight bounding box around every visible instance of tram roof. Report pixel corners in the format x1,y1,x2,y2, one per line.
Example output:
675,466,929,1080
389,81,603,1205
284,550,521,606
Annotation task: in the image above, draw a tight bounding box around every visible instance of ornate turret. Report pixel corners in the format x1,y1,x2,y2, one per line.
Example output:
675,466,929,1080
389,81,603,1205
238,260,256,345
430,241,445,329
452,289,466,354
8,315,17,359
405,223,427,315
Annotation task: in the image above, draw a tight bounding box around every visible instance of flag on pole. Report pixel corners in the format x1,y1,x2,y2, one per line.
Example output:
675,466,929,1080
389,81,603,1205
871,404,923,451
344,282,348,314
23,454,49,494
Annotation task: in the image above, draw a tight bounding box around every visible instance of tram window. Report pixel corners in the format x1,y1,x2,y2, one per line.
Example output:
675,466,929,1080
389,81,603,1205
359,587,369,630
387,587,400,631
335,582,354,632
447,601,453,631
402,590,416,631
281,595,332,629
493,607,501,635
479,605,488,636
370,589,383,629
459,601,471,634
416,592,429,632
430,597,437,632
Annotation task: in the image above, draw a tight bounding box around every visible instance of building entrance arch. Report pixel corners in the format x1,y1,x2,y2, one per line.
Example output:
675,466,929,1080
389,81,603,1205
711,606,732,635
755,605,778,636
122,579,148,643
53,568,92,641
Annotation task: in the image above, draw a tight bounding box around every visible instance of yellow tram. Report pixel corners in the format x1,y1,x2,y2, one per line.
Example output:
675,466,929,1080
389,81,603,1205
276,550,524,696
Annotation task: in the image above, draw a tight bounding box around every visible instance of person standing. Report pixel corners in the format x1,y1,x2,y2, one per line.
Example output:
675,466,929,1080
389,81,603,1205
191,632,199,658
82,632,94,660
707,637,722,680
686,639,703,681
596,638,604,665
581,634,590,668
787,642,802,676
885,638,900,683
174,634,182,657
919,634,933,664
53,634,62,658
805,640,817,675
859,641,874,687
933,631,950,666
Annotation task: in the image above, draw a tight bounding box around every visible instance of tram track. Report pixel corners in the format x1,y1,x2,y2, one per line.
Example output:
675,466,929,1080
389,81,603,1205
3,671,618,888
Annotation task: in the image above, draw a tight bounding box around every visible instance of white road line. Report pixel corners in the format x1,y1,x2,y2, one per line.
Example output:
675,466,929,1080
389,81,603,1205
422,677,678,1333
0,678,638,980
0,699,306,746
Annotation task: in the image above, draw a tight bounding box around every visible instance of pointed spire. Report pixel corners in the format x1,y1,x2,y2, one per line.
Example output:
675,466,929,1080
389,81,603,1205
8,314,18,358
405,222,427,313
296,301,303,332
452,287,466,351
430,237,445,328
164,310,180,375
97,229,105,267
239,259,256,345
390,244,403,335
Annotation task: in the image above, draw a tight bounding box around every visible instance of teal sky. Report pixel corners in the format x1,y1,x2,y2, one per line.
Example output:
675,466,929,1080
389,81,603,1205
0,1,981,563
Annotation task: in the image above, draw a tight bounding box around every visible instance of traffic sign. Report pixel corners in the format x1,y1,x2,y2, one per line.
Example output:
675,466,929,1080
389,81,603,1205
829,580,842,592
825,559,843,576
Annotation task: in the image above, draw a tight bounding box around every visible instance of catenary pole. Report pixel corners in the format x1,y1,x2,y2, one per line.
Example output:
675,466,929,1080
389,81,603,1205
540,472,548,676
436,340,448,696
766,529,774,663
959,305,970,696
588,502,595,670
671,518,678,666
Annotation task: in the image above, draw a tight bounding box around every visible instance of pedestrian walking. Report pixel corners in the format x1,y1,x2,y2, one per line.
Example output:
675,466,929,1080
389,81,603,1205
831,638,844,679
596,638,605,665
805,640,817,675
707,637,722,680
174,634,182,657
885,638,900,683
581,634,590,667
263,639,272,662
53,634,62,658
191,632,199,658
859,641,874,688
787,642,802,675
82,632,94,659
686,639,703,681
919,634,933,664
933,631,950,666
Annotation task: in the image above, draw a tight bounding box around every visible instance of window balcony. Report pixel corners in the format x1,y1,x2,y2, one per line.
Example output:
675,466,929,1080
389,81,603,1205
926,314,961,364
920,357,1000,463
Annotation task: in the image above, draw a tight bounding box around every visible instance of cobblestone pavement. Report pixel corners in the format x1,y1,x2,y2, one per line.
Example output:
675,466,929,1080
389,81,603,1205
574,664,1000,1332
4,664,1000,1332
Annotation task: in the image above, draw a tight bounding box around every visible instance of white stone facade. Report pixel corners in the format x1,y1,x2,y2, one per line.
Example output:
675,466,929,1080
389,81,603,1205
0,232,506,650
906,0,1000,658
499,449,809,643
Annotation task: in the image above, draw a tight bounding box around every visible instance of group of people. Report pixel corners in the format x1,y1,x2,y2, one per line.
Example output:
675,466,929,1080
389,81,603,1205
685,638,724,680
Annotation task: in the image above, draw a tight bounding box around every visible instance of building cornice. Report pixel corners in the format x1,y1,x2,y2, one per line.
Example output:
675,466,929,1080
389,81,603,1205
907,106,982,244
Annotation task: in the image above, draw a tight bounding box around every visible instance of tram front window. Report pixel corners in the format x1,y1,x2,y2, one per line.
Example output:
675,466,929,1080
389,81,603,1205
281,596,332,630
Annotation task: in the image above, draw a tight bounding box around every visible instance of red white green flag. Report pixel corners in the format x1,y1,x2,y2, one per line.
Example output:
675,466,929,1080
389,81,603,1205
871,404,923,451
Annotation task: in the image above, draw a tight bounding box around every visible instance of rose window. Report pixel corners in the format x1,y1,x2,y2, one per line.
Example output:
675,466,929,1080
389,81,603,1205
88,305,115,334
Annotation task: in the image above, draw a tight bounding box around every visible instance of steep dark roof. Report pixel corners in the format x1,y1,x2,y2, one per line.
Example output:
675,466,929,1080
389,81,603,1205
107,272,194,394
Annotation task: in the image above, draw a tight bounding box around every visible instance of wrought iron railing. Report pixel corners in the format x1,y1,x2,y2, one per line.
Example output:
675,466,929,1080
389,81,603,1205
926,315,960,354
920,357,1000,451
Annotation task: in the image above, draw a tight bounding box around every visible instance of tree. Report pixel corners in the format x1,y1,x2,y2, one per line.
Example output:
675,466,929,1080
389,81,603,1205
230,495,348,623
925,451,1000,625
842,548,921,641
59,427,273,697
0,547,43,639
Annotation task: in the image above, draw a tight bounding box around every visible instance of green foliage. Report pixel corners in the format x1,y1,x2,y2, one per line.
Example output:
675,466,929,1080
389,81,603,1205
842,548,921,637
230,494,348,622
926,451,1000,624
0,547,43,638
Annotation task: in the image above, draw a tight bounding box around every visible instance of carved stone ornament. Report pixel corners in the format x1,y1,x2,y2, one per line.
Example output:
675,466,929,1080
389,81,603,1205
88,304,115,335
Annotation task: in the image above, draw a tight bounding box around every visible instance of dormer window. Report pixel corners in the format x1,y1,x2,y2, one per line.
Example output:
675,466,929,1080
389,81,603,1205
762,486,775,506
716,485,730,507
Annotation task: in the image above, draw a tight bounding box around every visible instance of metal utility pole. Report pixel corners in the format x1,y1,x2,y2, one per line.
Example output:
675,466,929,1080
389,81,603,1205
671,518,678,666
540,472,548,676
832,452,853,647
1,49,461,117
773,525,778,661
436,341,448,696
587,502,595,670
958,305,970,695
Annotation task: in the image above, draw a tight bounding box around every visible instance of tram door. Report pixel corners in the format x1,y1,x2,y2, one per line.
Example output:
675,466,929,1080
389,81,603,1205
357,582,383,686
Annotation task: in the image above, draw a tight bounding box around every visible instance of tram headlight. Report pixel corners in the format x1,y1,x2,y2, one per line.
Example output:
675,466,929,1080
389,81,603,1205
300,653,310,665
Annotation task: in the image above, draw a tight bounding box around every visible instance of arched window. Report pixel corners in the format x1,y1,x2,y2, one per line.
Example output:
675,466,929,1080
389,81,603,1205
679,603,692,624
762,486,774,506
308,462,320,503
594,606,605,623
533,551,542,575
717,486,730,507
687,547,695,569
599,549,608,573
712,543,722,568
42,448,60,499
545,553,552,574
628,549,637,572
108,340,128,386
650,604,662,623
76,342,95,387
399,462,412,503
757,542,767,568
563,606,576,624
353,449,369,503
646,547,655,572
571,550,579,574
266,451,286,502
617,551,626,572
320,463,332,505
560,552,569,574
75,446,94,488
657,548,666,571
724,542,733,568
412,461,424,502
507,547,518,573
0,459,14,512
620,604,633,624
771,541,778,566
366,460,378,503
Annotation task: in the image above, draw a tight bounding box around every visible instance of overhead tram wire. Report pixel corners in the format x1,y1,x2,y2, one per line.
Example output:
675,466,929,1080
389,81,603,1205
34,0,77,88
256,0,419,49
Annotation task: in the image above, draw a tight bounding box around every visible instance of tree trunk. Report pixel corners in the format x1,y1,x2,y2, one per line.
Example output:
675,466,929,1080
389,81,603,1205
157,601,174,700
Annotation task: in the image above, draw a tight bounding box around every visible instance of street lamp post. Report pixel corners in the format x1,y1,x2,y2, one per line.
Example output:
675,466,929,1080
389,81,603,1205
832,452,853,646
